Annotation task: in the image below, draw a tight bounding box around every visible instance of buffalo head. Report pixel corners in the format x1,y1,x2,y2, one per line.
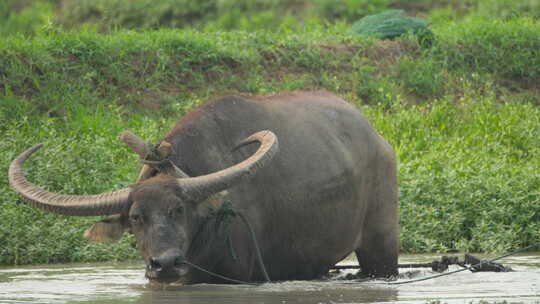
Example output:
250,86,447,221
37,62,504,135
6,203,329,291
8,131,278,284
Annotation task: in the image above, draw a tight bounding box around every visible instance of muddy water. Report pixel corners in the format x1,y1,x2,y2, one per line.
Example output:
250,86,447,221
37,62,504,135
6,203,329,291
1,254,539,304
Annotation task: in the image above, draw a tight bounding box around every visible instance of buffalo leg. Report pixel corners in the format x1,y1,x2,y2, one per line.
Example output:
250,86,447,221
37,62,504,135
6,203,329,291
355,156,399,278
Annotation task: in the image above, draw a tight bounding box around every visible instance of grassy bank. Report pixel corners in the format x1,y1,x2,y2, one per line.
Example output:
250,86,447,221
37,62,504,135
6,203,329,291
2,0,539,37
1,17,539,264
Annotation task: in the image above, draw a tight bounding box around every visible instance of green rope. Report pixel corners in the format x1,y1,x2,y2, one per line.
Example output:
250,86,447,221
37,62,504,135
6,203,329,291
183,260,259,285
227,235,238,262
214,201,239,262
139,141,183,177
216,200,271,283
237,211,272,283
187,200,271,284
140,155,173,175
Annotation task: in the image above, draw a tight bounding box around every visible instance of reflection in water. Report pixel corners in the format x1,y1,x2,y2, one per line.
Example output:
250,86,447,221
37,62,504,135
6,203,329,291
135,283,398,304
0,254,539,304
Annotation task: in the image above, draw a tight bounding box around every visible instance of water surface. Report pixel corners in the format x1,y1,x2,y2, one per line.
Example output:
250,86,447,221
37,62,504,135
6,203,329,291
1,253,539,303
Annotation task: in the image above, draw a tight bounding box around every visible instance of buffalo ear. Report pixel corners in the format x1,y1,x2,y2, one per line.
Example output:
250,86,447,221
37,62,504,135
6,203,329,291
84,214,130,243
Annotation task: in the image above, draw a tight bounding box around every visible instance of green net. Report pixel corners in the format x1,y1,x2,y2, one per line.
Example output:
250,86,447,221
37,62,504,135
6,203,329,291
348,10,433,43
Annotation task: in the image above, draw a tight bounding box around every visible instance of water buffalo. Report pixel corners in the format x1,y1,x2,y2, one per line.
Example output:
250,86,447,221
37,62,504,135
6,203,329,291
9,91,399,284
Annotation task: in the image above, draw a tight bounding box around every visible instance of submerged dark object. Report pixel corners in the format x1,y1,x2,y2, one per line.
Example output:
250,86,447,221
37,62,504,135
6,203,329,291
464,254,513,272
331,253,512,273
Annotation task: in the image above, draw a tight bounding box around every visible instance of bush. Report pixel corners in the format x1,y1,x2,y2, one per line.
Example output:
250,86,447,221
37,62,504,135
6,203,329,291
56,0,315,32
366,97,540,253
432,17,540,83
476,0,540,20
313,0,389,22
0,1,55,37
57,0,217,31
397,56,445,98
4,0,392,35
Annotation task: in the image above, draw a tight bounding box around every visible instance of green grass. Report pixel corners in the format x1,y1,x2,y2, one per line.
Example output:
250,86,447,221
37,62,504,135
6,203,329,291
0,101,183,264
432,17,540,83
0,1,55,37
0,5,539,265
3,0,539,37
367,96,540,253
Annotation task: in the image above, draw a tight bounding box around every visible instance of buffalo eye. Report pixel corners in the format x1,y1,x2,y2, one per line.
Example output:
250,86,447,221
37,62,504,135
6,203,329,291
169,206,184,218
130,214,143,225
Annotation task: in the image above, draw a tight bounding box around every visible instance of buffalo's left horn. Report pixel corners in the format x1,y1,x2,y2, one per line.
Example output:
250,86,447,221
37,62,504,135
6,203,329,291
120,131,189,180
8,144,132,216
119,131,150,159
120,131,155,182
177,130,278,199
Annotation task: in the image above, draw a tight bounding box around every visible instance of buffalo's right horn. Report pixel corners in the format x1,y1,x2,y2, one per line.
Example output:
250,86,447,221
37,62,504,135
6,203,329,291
153,141,189,178
177,130,278,199
8,144,132,216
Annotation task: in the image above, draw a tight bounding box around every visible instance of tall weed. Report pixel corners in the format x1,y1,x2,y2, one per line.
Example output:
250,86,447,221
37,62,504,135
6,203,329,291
365,96,540,253
432,17,540,83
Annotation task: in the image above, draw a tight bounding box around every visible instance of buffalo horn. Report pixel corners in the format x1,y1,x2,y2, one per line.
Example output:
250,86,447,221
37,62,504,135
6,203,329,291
120,131,190,180
119,131,150,159
155,141,189,178
177,130,278,199
120,131,155,182
8,144,131,216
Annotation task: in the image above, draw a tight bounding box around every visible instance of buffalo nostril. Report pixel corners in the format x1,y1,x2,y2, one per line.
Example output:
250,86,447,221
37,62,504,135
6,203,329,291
149,253,183,271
